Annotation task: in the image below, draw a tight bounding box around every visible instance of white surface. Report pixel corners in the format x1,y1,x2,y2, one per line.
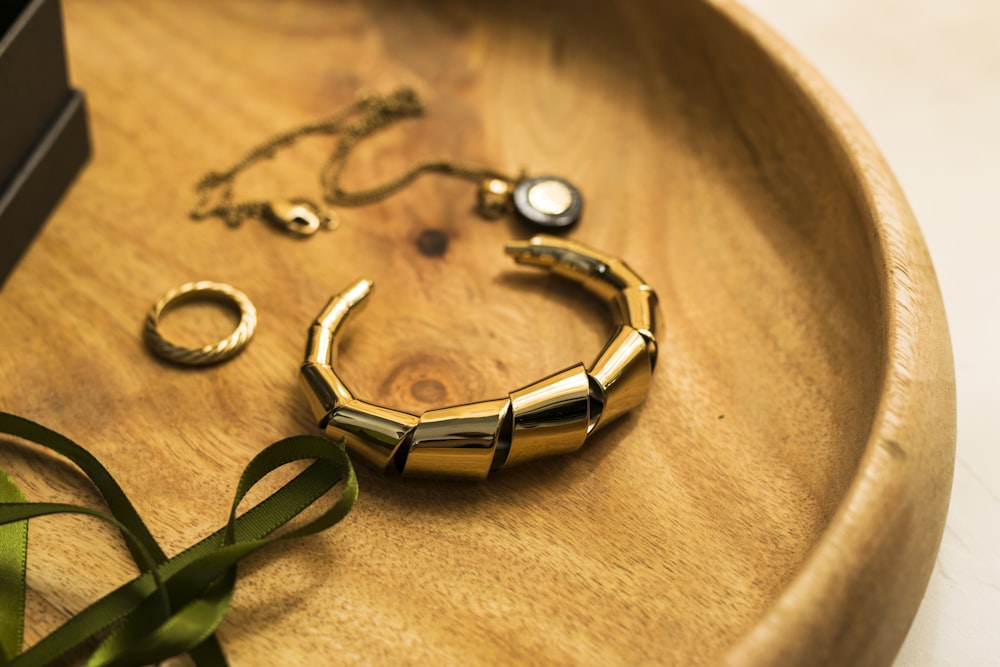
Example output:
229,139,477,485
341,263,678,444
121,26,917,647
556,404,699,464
738,0,1000,664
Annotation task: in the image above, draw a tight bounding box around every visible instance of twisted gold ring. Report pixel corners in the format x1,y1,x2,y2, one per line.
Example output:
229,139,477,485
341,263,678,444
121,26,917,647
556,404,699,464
299,235,658,478
144,281,257,366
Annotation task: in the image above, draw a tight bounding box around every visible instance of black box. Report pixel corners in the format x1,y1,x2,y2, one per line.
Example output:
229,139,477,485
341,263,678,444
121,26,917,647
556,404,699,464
0,0,90,288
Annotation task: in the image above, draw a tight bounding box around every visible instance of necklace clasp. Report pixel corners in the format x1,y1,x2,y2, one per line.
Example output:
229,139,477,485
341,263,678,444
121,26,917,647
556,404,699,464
266,199,334,237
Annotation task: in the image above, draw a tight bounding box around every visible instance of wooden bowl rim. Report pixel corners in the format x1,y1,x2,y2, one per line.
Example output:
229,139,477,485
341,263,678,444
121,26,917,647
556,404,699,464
696,0,957,662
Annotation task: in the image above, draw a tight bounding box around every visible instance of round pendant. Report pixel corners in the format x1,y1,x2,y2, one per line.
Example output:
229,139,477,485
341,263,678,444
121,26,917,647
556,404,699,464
512,176,583,229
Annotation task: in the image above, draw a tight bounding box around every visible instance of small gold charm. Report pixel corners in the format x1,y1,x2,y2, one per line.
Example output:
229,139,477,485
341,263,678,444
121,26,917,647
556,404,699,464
476,178,514,219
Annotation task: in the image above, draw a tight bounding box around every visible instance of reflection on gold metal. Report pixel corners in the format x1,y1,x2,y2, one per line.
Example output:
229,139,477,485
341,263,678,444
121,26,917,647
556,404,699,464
506,365,591,467
588,326,653,432
298,235,659,478
476,177,515,220
329,400,419,471
613,285,658,366
403,399,511,478
299,363,353,424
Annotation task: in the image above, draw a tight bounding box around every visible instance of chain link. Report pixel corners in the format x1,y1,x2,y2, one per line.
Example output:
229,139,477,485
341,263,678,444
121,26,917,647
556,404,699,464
189,87,515,231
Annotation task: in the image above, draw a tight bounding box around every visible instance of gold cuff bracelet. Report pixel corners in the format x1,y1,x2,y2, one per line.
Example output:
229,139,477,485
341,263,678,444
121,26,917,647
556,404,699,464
299,235,658,478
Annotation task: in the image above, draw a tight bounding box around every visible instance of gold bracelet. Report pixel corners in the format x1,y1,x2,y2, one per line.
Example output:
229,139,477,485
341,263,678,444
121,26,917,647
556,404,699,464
144,281,257,366
299,235,657,478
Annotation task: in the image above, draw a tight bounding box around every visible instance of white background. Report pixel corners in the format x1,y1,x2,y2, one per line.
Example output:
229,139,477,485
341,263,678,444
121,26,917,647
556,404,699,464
738,1,1000,664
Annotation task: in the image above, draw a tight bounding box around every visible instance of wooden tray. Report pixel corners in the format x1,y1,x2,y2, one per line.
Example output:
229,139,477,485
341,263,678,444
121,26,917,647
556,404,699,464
0,0,955,664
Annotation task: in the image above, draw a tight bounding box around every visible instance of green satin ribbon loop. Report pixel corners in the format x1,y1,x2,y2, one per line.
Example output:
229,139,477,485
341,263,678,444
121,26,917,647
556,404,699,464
0,412,357,666
0,470,28,665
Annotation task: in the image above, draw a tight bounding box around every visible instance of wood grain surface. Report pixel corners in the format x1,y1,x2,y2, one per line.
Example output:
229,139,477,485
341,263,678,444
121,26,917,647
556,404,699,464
0,0,955,665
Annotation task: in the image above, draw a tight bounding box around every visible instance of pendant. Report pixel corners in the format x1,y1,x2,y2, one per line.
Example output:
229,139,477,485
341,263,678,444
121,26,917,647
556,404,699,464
477,175,583,230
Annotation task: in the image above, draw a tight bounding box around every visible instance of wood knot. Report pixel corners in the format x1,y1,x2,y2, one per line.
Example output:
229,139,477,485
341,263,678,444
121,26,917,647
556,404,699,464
378,353,481,411
410,379,447,403
415,228,449,257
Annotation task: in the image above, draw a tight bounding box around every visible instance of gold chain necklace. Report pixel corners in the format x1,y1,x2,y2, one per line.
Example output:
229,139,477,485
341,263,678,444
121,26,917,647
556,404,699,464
189,87,583,236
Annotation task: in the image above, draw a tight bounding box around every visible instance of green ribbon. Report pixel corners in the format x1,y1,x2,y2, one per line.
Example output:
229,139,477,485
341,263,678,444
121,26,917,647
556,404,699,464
0,411,357,666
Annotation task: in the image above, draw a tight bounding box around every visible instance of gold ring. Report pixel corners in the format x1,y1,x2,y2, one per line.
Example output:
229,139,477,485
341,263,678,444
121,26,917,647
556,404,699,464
299,235,658,478
144,281,257,366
